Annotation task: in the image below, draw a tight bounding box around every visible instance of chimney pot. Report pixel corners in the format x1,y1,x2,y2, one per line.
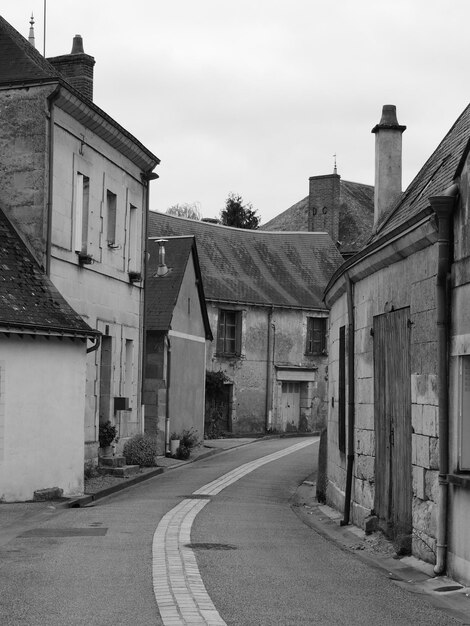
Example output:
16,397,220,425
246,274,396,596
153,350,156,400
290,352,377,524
71,35,85,54
379,104,399,126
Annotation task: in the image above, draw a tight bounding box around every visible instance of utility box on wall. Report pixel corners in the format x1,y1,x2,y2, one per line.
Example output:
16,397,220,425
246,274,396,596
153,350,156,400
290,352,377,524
114,397,130,412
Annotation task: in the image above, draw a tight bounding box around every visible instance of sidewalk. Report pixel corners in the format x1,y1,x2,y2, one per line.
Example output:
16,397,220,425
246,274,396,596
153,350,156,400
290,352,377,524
0,438,259,544
292,476,470,625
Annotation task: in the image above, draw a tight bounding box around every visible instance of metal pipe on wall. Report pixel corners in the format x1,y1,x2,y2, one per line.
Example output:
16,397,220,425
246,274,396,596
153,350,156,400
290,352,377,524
429,185,458,575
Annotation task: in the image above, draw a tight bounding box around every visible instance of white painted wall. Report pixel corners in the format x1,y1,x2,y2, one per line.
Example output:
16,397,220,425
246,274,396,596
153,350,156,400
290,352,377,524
0,336,87,502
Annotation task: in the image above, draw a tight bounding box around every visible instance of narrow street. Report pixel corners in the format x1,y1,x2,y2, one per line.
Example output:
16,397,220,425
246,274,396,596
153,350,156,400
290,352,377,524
0,438,461,625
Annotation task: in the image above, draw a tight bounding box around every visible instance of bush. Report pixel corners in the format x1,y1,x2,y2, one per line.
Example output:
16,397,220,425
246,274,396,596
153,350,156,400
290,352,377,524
180,428,199,450
176,444,191,460
123,434,158,467
99,421,117,447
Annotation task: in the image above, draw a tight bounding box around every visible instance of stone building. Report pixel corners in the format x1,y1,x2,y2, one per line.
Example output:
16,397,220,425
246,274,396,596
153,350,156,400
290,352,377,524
324,103,470,585
262,170,374,258
148,212,343,435
144,237,212,454
0,16,159,463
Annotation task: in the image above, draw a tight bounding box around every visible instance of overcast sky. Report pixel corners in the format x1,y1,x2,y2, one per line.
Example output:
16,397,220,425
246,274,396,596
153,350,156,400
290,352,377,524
3,1,469,224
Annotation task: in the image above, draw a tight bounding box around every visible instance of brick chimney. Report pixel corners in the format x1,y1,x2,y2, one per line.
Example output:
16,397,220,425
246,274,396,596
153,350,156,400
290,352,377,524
307,173,341,243
371,105,406,226
48,35,95,101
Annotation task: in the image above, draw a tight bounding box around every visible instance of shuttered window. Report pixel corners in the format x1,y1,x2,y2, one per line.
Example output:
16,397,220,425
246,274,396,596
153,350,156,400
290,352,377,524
338,325,346,453
459,355,470,471
306,317,327,355
217,310,242,356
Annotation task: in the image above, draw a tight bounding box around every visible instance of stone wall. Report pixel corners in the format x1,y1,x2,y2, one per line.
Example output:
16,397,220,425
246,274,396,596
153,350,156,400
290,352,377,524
326,242,441,561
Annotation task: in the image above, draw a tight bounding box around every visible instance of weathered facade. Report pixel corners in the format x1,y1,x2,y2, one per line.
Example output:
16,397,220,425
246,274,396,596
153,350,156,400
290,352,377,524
0,17,159,461
148,212,343,435
261,171,374,258
144,237,212,454
325,103,470,585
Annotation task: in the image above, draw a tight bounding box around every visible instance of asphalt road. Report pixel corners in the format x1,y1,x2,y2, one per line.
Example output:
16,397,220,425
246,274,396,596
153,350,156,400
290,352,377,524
0,437,460,625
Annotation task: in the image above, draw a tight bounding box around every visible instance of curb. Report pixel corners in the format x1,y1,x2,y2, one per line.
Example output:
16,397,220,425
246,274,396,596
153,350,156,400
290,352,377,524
291,482,470,625
67,443,250,508
68,436,317,508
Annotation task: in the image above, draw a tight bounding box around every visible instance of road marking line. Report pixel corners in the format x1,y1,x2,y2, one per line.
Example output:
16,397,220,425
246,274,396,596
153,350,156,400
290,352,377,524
152,438,318,625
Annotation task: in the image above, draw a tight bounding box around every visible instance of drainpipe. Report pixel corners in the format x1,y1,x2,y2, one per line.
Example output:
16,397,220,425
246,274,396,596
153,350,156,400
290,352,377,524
86,335,101,354
165,336,172,455
341,272,355,526
265,307,274,431
46,86,61,276
140,170,159,435
429,184,458,575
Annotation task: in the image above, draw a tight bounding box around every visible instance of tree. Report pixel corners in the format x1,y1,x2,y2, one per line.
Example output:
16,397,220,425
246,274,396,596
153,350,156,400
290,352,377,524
220,193,260,229
166,202,201,220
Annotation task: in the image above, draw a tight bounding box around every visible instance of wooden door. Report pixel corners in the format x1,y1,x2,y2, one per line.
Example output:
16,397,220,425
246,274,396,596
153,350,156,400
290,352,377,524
281,382,300,431
373,308,412,548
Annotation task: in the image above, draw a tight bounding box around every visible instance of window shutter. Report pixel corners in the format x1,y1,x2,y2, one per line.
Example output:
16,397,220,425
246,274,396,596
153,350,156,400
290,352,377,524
217,311,225,354
338,325,346,453
235,311,242,356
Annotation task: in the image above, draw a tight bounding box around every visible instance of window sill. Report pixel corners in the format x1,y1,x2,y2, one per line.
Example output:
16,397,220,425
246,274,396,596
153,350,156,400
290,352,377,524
448,473,470,489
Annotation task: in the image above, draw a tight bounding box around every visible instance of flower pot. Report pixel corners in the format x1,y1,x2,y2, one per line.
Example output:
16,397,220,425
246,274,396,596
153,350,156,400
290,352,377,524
99,445,113,457
170,439,180,456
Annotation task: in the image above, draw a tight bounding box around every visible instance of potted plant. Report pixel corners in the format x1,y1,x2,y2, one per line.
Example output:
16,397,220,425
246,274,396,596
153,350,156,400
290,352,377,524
169,432,180,457
99,421,117,456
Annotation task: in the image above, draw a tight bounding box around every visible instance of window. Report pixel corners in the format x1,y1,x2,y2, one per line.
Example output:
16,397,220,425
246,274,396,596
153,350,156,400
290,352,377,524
74,173,89,253
128,203,138,271
217,309,242,356
338,325,346,453
306,317,327,355
459,355,470,470
106,190,117,246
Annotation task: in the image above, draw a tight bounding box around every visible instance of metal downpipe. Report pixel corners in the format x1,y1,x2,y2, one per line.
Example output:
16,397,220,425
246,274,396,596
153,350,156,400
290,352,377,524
429,186,457,575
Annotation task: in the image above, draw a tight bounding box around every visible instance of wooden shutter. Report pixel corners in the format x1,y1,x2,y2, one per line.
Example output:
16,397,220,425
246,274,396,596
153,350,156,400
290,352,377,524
338,325,346,453
235,311,242,356
459,356,470,470
217,311,225,354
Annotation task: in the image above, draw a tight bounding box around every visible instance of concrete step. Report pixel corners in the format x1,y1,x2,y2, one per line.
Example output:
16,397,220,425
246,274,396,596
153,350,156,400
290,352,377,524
99,455,126,468
99,464,141,477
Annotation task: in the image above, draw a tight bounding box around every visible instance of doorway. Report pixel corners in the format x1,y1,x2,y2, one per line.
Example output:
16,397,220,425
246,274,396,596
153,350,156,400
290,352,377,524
373,307,412,549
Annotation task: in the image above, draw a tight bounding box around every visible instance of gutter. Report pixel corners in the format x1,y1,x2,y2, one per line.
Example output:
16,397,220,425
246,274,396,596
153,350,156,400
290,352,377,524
428,184,458,575
265,307,274,430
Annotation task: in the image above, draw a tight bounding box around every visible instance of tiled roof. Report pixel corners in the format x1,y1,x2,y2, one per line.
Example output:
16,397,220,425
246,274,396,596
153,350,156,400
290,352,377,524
261,179,374,254
0,16,159,168
372,103,470,241
148,213,343,310
0,207,96,336
0,15,57,83
146,236,212,337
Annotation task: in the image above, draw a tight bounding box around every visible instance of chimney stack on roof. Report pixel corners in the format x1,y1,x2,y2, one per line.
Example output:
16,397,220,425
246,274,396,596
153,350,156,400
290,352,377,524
372,105,406,226
47,35,95,101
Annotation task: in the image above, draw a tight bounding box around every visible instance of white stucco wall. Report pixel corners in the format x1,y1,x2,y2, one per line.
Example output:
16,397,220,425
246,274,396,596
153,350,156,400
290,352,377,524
0,336,87,502
49,107,147,453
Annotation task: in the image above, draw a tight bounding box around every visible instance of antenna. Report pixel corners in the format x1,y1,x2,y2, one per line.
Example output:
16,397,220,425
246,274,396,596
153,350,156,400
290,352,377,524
333,153,337,175
43,0,47,56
